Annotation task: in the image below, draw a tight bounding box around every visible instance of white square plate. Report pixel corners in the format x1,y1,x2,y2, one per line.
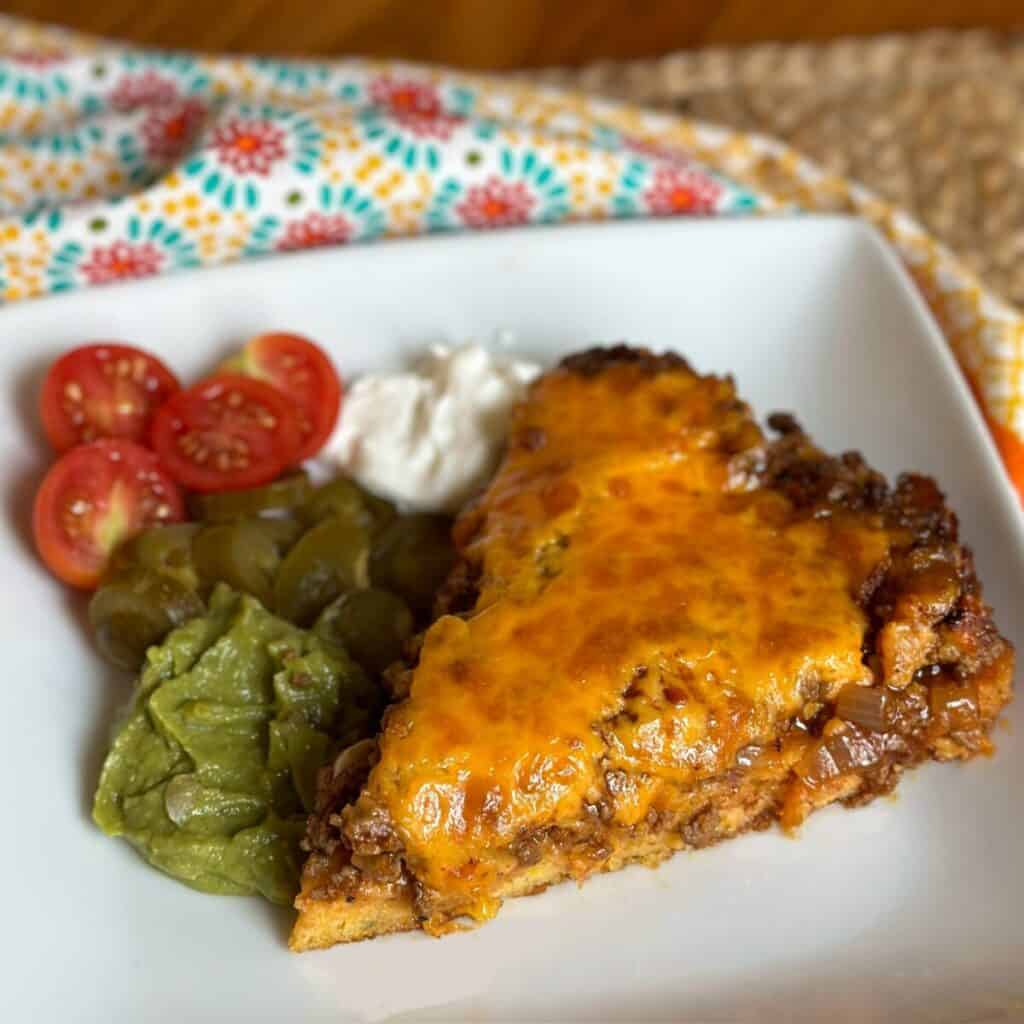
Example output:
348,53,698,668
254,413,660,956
2,217,1021,1023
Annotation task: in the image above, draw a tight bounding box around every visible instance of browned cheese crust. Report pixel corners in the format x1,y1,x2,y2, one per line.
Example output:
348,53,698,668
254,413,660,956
291,345,1014,951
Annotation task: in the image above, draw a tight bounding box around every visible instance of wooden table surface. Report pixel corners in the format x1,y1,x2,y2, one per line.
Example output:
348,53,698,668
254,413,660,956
3,0,1021,67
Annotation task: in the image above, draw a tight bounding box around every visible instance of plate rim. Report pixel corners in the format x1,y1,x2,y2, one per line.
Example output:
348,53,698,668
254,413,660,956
3,212,1021,1021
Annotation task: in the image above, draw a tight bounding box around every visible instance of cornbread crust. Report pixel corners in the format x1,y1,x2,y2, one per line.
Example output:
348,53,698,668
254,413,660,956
291,346,1013,950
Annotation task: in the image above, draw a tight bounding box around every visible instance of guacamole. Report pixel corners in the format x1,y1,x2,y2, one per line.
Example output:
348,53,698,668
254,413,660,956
93,585,380,904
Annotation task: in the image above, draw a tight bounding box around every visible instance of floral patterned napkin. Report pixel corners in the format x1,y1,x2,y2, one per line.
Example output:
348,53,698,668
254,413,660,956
1,16,1023,502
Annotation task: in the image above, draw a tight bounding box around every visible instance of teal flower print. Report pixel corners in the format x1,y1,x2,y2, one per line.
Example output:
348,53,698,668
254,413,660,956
426,148,569,230
21,204,63,231
182,104,323,209
618,137,760,214
359,75,466,171
244,183,385,256
251,59,331,95
46,216,199,293
0,51,71,104
113,51,210,98
610,158,654,216
117,99,209,183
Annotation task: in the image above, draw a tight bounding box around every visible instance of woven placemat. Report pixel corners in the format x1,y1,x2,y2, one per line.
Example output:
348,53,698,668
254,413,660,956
538,30,1024,309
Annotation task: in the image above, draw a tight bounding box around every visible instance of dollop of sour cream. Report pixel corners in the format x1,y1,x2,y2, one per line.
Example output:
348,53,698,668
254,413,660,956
328,343,541,513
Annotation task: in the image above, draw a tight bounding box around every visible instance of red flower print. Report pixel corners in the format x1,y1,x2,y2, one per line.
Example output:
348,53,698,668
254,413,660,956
456,178,535,229
9,49,66,68
368,76,463,139
211,118,288,175
140,98,207,161
643,166,722,215
110,71,180,112
79,241,164,285
276,212,352,252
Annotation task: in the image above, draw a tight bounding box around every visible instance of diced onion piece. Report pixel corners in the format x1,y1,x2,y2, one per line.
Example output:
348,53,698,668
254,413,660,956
793,722,883,787
835,683,889,732
332,738,376,782
929,679,980,730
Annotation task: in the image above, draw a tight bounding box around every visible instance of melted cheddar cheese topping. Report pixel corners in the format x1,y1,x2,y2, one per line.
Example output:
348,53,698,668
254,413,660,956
364,359,890,904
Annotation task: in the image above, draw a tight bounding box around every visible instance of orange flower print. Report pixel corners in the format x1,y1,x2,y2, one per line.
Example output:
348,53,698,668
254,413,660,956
212,118,288,176
79,241,163,285
140,98,207,161
456,177,535,228
276,212,352,251
110,71,180,112
643,166,722,215
368,76,462,140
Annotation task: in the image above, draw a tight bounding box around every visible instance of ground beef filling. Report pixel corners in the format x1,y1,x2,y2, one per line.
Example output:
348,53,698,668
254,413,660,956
302,350,1011,903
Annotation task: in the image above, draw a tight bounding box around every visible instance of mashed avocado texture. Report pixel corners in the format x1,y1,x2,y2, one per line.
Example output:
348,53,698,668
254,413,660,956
93,585,379,904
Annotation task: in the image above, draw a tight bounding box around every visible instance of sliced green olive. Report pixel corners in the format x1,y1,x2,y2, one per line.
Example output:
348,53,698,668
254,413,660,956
244,515,306,557
315,588,414,675
193,521,281,609
274,517,370,626
89,568,205,671
191,471,312,523
300,478,396,535
108,523,202,592
369,515,456,618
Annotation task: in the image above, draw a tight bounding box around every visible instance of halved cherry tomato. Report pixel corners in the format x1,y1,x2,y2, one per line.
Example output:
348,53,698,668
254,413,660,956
150,373,302,493
32,439,185,589
40,343,180,452
223,332,342,462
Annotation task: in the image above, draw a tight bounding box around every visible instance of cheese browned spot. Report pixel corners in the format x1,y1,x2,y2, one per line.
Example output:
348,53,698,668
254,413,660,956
291,345,1013,949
